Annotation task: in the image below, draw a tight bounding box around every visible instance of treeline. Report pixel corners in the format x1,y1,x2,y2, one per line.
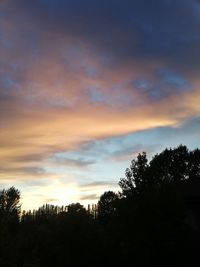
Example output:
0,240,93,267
23,203,98,220
0,145,200,266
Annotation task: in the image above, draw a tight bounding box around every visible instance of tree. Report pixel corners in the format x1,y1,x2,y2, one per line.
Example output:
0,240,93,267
149,145,189,184
119,152,148,197
67,203,86,215
97,191,119,224
0,187,21,220
0,187,21,266
188,148,200,179
119,145,200,198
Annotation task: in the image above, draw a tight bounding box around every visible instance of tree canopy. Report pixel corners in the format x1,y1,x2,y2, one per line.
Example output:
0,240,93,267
97,191,119,224
119,145,200,198
0,187,21,214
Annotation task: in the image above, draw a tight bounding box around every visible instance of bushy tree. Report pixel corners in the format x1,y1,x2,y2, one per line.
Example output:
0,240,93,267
119,152,148,197
67,202,86,215
97,191,119,224
119,145,200,198
0,187,21,222
149,145,189,184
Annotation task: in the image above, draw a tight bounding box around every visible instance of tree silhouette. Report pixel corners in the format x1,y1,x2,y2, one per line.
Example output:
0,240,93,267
188,148,200,179
119,145,200,198
0,187,21,230
97,191,119,224
67,202,86,215
119,152,148,197
117,145,200,266
0,187,21,266
0,187,21,216
149,145,189,184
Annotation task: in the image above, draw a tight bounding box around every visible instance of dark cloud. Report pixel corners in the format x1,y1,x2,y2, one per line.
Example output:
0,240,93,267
0,0,199,113
133,69,190,100
2,0,199,72
0,0,200,62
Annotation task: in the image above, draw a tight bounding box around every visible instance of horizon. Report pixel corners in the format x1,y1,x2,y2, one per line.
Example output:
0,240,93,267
1,0,200,211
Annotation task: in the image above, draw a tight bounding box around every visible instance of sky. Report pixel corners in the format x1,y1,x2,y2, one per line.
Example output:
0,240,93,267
0,0,200,211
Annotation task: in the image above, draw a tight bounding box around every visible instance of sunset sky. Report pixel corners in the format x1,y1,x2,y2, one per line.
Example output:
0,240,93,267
0,0,200,210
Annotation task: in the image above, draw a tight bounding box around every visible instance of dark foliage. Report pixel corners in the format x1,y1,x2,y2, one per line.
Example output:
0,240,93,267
97,191,119,224
0,145,200,266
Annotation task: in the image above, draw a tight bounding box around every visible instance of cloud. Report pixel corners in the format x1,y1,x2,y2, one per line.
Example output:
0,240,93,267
80,194,98,201
45,198,59,204
1,83,200,180
50,156,95,168
2,0,200,71
0,0,200,209
4,153,49,163
79,181,118,192
78,181,119,205
0,166,45,175
109,144,159,162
